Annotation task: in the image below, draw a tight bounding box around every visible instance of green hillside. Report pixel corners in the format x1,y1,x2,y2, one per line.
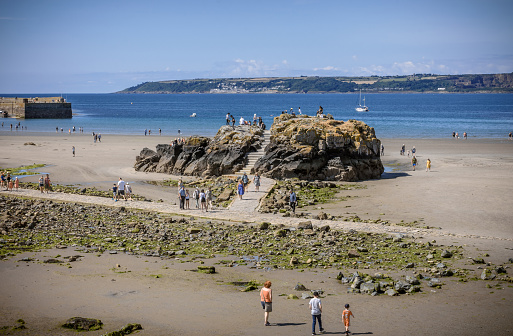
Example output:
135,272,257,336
118,73,513,94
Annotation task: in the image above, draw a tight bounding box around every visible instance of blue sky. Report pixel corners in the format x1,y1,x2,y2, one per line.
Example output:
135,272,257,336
1,0,512,93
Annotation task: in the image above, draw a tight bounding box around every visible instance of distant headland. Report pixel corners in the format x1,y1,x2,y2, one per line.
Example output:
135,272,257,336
118,73,513,94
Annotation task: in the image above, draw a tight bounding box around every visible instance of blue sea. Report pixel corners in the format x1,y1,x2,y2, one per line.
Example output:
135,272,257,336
1,93,512,138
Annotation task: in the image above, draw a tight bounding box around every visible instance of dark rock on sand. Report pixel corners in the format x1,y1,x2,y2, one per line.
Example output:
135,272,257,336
135,125,264,177
253,114,384,181
62,317,103,331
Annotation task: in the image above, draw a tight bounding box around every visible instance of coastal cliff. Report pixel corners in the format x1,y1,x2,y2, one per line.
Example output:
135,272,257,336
253,114,383,181
134,125,263,176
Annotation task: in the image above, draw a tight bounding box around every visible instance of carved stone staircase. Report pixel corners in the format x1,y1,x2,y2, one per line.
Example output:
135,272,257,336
235,130,270,175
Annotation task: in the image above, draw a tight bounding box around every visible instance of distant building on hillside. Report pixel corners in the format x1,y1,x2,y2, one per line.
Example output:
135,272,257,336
0,97,72,119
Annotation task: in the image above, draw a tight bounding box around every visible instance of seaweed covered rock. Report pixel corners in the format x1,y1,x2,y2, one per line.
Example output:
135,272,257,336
253,114,383,181
134,125,264,177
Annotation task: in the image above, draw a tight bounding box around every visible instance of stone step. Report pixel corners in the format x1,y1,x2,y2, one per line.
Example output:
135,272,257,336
233,130,271,175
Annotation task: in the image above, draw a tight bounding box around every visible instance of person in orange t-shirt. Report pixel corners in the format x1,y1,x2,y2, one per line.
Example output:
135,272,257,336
342,304,354,335
260,281,272,326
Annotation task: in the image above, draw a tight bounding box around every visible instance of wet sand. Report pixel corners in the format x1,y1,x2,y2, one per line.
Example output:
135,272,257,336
1,132,512,335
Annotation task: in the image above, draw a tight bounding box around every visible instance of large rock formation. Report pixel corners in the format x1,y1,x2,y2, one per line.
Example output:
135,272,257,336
134,125,264,176
252,114,383,181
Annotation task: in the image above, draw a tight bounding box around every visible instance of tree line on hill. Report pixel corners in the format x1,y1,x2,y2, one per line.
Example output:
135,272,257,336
118,73,513,94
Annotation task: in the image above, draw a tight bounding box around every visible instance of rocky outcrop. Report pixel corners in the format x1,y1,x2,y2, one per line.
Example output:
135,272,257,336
134,125,264,177
253,114,384,181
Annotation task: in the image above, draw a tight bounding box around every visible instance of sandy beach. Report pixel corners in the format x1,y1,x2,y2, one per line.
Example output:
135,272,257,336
1,131,513,335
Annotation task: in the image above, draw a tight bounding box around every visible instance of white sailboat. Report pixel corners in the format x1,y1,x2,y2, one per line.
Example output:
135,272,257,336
355,89,369,112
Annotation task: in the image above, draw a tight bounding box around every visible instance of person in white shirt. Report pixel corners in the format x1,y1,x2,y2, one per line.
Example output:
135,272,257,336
117,178,126,200
309,291,325,335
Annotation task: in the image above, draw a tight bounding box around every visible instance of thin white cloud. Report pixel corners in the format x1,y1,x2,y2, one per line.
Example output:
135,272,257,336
313,66,340,71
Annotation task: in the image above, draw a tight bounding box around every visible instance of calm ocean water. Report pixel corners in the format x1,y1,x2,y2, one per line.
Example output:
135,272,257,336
1,93,512,138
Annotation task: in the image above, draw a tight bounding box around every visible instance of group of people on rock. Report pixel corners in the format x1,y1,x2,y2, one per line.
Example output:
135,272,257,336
112,177,133,201
1,171,19,191
260,280,355,335
225,113,266,129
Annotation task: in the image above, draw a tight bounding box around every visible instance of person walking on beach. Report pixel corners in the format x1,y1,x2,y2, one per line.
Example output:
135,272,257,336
39,176,45,193
72,146,75,157
411,156,417,171
253,173,261,192
309,291,325,335
260,281,272,326
237,180,244,200
426,158,431,172
178,185,186,210
206,187,213,211
381,144,384,156
14,177,19,191
242,172,249,189
289,189,297,214
125,183,133,200
199,189,207,212
193,187,200,209
411,146,416,156
185,189,190,209
1,171,6,189
44,174,51,193
112,184,118,201
117,178,126,201
342,304,354,335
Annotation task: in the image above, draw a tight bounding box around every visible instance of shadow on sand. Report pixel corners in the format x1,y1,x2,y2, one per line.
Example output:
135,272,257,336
274,322,307,327
380,171,410,179
322,332,373,335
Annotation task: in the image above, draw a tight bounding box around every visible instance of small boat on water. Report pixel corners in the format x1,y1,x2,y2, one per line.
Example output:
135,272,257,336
190,113,197,117
355,89,369,112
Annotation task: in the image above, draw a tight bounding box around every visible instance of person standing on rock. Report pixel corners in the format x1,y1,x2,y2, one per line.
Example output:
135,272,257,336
260,281,272,326
226,113,230,125
309,291,325,335
253,173,261,192
342,304,354,335
289,189,297,214
237,180,244,200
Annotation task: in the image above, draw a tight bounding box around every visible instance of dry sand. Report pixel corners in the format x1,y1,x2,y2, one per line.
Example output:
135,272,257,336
1,131,513,335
